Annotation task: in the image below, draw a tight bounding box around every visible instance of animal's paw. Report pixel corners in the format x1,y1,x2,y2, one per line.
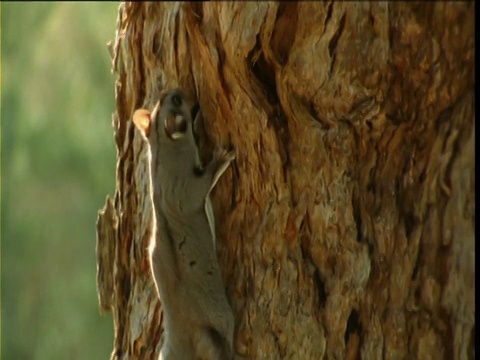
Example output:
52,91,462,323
209,148,236,190
214,148,236,165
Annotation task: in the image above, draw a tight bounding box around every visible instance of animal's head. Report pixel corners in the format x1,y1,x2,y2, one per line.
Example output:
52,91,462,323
133,88,197,145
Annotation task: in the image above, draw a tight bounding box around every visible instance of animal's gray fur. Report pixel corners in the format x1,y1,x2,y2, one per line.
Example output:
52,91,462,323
133,88,235,360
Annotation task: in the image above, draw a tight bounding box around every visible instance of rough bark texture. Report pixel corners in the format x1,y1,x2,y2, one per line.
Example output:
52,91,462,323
96,2,475,359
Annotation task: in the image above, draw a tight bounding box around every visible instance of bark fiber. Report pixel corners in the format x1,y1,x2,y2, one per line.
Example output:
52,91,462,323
96,2,475,359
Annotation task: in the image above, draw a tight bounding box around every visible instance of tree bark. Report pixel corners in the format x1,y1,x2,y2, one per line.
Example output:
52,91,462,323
96,2,475,359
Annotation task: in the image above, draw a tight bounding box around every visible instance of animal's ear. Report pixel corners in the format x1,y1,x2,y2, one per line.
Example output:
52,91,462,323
133,109,152,138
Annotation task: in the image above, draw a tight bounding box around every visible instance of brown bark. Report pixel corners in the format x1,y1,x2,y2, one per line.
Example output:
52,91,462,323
96,2,475,359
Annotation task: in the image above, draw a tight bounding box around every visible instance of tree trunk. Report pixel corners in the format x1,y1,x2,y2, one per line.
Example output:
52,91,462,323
96,2,474,359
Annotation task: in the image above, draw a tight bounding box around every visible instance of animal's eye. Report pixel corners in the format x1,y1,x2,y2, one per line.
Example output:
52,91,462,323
171,94,182,107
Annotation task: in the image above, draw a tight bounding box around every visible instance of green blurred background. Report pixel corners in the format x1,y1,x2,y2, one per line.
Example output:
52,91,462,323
2,3,119,359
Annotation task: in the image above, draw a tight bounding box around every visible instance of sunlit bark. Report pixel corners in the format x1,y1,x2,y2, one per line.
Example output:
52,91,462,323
96,3,475,359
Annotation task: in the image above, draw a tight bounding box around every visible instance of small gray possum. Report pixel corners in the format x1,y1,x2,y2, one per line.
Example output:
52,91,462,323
133,88,235,360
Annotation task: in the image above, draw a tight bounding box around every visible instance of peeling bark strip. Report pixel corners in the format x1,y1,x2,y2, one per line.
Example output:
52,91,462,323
96,2,474,359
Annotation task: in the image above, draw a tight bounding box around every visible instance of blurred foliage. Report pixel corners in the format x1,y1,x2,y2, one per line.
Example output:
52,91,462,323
2,3,120,359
